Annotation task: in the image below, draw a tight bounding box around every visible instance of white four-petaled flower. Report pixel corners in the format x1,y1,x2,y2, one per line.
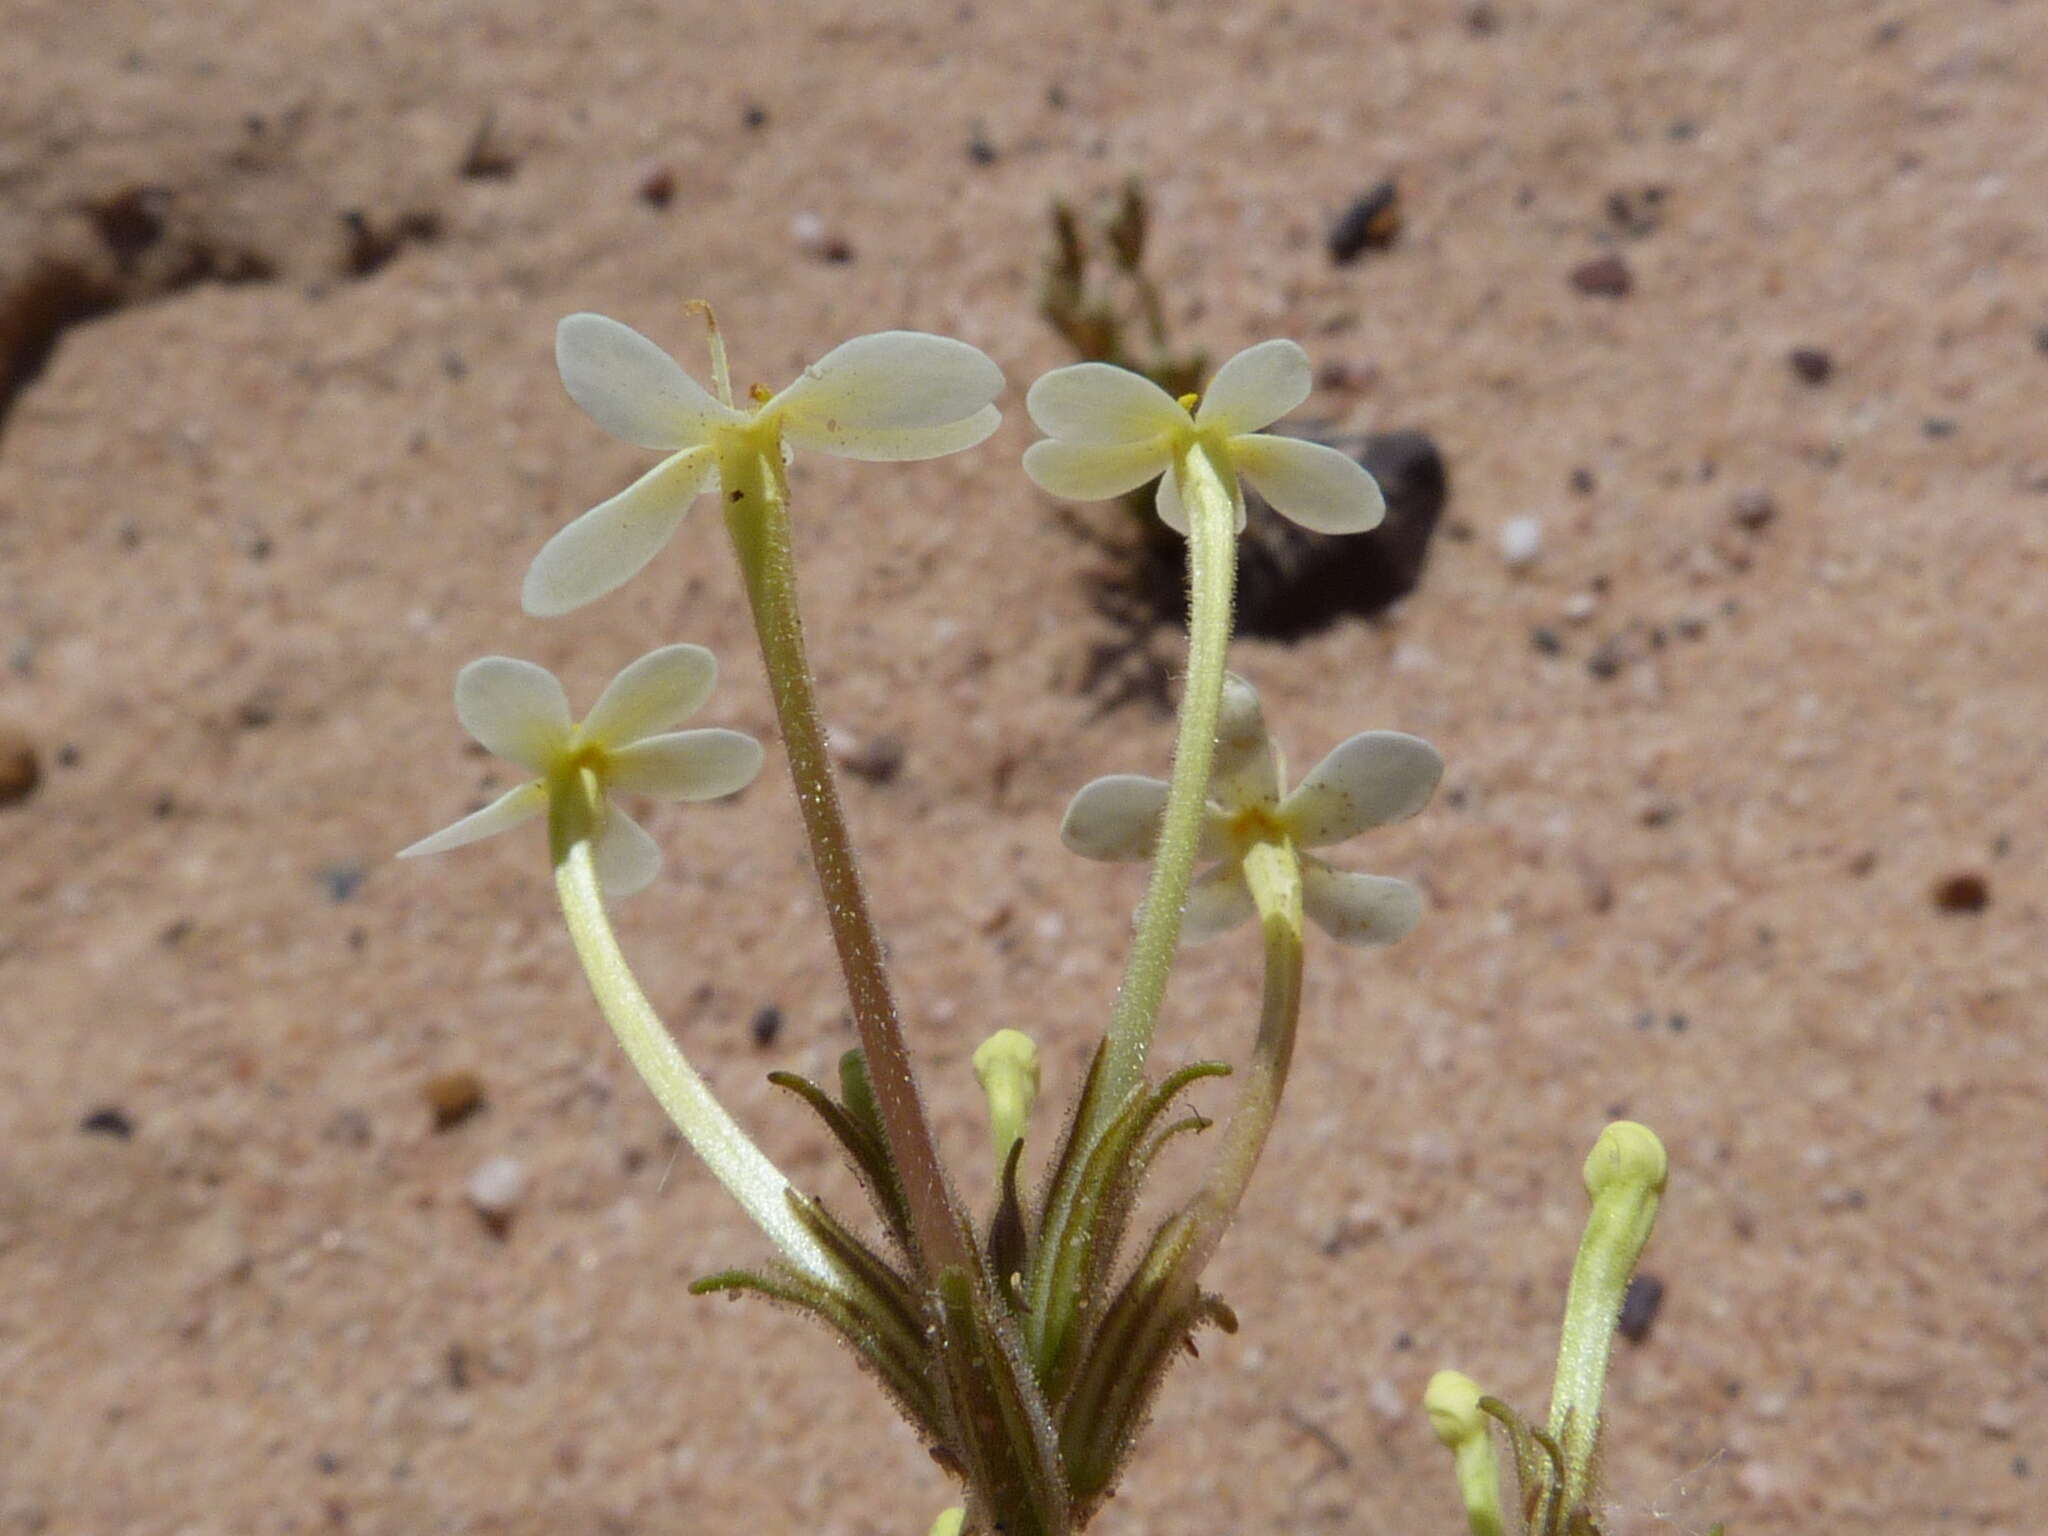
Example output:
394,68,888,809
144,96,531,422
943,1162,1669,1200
1021,341,1385,536
528,314,1006,616
399,644,762,897
1061,675,1441,945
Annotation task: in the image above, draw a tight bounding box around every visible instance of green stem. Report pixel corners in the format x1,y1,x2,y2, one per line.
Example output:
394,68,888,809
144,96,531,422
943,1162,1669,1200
1091,442,1239,1133
550,826,836,1284
720,436,974,1281
1180,836,1303,1272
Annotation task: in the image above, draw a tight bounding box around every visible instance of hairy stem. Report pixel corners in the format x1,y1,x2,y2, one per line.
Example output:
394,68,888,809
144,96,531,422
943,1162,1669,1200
1180,836,1303,1273
550,816,835,1283
720,435,973,1280
1092,442,1239,1131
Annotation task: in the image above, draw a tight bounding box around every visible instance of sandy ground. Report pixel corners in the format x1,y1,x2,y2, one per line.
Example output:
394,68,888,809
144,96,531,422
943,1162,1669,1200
3,1,2046,1532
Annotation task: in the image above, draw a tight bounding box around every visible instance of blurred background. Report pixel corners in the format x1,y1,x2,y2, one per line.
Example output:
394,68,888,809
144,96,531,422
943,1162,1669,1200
2,1,2043,1532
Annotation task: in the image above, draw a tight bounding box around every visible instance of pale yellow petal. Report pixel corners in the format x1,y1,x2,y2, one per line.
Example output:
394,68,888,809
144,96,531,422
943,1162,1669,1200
1300,859,1423,946
397,780,548,860
522,447,717,617
1024,437,1173,502
581,644,718,747
556,313,741,449
592,807,662,896
454,657,571,771
1026,362,1187,444
1231,433,1385,535
1060,774,1170,862
608,729,763,801
1194,339,1310,435
769,331,1003,436
1280,731,1443,847
1181,861,1257,943
784,404,1001,462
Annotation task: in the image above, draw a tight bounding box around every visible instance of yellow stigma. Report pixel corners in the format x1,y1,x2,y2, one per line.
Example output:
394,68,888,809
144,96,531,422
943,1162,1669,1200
749,382,774,404
1177,391,1201,412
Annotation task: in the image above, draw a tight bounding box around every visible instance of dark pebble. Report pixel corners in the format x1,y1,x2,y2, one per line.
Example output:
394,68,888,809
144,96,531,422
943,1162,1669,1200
1931,871,1990,914
741,103,769,130
637,167,676,209
1530,626,1564,657
319,862,366,902
423,1071,486,1131
1327,181,1402,264
1569,466,1596,495
1463,2,1499,33
1730,488,1777,530
750,1005,783,1048
1569,253,1632,298
1586,637,1627,678
1618,1273,1665,1343
0,724,39,806
1922,417,1957,439
1604,184,1668,239
967,125,998,165
81,1106,135,1140
56,743,81,768
839,732,905,784
236,695,276,729
1788,346,1834,385
458,112,518,180
2034,322,2048,357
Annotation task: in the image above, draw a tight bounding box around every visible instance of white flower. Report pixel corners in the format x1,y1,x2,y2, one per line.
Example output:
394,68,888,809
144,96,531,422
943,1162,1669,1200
1061,675,1440,945
1021,341,1385,536
528,313,1006,616
399,644,762,896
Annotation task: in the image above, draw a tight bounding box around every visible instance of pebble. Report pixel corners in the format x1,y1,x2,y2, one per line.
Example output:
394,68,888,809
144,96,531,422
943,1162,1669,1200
423,1071,486,1132
1497,515,1543,569
1730,487,1777,530
1617,1272,1665,1342
1326,181,1402,264
1604,184,1668,238
319,863,366,903
1568,253,1632,297
1562,590,1599,623
465,1156,526,1233
791,212,853,264
1930,871,1990,914
830,729,905,784
1529,626,1563,656
80,1106,135,1140
0,724,38,807
1788,346,1834,384
636,166,676,209
749,1004,782,1048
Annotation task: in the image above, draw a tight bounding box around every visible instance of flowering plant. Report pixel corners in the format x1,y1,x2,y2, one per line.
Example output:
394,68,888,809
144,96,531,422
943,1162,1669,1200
403,304,1689,1534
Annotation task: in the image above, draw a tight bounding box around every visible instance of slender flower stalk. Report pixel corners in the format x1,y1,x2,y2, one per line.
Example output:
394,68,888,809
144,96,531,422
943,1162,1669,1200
720,432,976,1281
1426,1370,1510,1536
553,830,837,1282
1094,438,1239,1119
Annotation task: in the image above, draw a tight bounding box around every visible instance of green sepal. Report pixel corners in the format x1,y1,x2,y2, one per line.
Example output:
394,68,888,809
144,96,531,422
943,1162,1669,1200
1480,1395,1570,1534
767,1053,917,1264
931,1266,1070,1536
986,1136,1031,1310
1054,1208,1237,1515
1027,1056,1229,1399
690,1264,942,1441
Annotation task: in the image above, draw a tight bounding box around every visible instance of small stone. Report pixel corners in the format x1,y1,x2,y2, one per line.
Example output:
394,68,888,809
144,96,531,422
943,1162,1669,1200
465,1156,526,1233
1617,1272,1665,1342
1788,346,1834,385
1586,637,1627,680
741,102,769,130
1922,416,1957,439
1529,626,1564,657
457,111,518,180
1568,466,1596,494
423,1071,486,1132
1730,488,1777,530
1604,184,1668,238
1326,181,1402,264
0,724,39,807
791,212,853,263
1498,515,1543,569
1568,253,1632,297
1930,871,1989,914
80,1106,135,1140
319,863,366,903
1979,1400,2021,1438
1562,590,1598,623
749,1004,782,1049
636,166,676,209
832,730,905,784
966,123,998,165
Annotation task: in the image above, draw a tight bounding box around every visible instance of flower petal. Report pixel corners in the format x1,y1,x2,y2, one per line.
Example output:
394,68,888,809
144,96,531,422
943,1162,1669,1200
396,780,547,860
1194,339,1311,435
522,447,717,617
1060,774,1170,861
1231,433,1386,535
455,657,572,771
1300,859,1423,947
592,806,662,897
581,644,718,747
608,728,763,800
1280,731,1444,846
1181,861,1257,943
1155,454,1247,536
1210,673,1281,809
1025,362,1187,444
784,404,1001,462
770,332,1004,439
556,313,741,450
1024,437,1174,502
